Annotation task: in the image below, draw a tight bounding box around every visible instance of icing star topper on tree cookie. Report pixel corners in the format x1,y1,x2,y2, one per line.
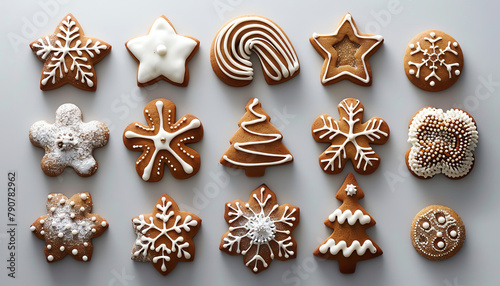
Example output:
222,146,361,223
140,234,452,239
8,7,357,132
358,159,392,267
310,13,383,86
126,15,199,87
30,13,111,91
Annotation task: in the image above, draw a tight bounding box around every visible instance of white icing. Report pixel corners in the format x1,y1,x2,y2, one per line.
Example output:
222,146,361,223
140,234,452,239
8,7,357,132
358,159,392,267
30,226,36,231
450,230,457,238
60,246,65,251
212,16,299,84
422,222,430,229
318,239,377,257
438,217,446,224
72,249,78,255
222,98,293,168
437,232,443,237
32,15,108,88
125,100,202,181
313,99,389,172
132,196,198,274
328,209,371,225
82,256,88,261
311,14,383,84
345,184,357,196
126,16,198,84
408,107,478,178
80,194,87,200
222,187,298,272
47,255,54,261
437,241,445,249
47,244,52,250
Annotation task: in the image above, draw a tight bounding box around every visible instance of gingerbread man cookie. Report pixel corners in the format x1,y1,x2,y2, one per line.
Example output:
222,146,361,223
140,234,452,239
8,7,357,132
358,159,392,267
123,99,203,182
126,15,199,87
220,184,299,273
310,13,383,86
407,107,478,179
29,103,109,177
30,193,108,262
131,193,201,275
30,13,111,91
312,98,390,175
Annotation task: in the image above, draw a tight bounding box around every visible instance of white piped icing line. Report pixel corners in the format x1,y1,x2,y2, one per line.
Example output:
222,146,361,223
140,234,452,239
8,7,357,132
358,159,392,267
126,16,199,85
222,98,293,168
221,186,299,273
212,15,299,85
319,239,377,257
328,209,371,225
30,14,110,89
124,100,203,181
132,194,200,275
407,107,478,178
311,13,383,84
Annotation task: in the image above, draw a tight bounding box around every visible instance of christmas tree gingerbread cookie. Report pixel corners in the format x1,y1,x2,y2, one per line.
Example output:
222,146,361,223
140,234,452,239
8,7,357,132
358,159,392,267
312,98,389,175
30,13,111,91
314,173,382,273
220,98,293,176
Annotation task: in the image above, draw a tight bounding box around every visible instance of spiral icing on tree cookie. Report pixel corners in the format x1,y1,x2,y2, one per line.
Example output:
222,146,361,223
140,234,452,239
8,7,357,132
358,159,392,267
210,15,300,87
406,107,478,179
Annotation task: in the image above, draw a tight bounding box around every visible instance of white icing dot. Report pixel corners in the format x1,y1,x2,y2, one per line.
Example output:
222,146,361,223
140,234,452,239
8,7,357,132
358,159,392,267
60,246,65,251
51,221,57,227
437,232,443,238
422,222,430,229
430,81,435,87
70,201,75,206
453,42,458,47
72,229,78,235
437,241,445,249
30,226,36,231
84,242,88,247
409,69,415,75
80,194,87,200
59,199,65,204
409,44,415,49
58,232,64,238
91,228,96,233
101,221,107,227
450,230,457,238
156,44,167,56
82,255,88,261
40,219,45,224
80,207,85,212
438,217,446,224
47,244,52,250
47,255,54,261
70,213,75,219
72,249,78,255
40,230,45,235
50,207,56,212
92,216,96,221
65,224,71,229
455,70,460,76
48,195,53,199
59,214,65,219
430,32,436,37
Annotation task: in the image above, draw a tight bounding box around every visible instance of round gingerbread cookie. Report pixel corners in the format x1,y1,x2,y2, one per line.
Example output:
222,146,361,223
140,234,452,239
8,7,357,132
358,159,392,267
404,30,463,92
410,205,465,261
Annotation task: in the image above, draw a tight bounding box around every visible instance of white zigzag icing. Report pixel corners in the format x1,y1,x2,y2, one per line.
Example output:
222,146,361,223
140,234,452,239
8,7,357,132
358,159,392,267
328,209,371,225
318,239,377,257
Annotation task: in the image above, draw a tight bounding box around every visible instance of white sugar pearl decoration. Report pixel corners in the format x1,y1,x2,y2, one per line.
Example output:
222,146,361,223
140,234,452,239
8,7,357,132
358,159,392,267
50,207,56,212
92,216,96,221
52,221,57,227
409,69,415,75
91,228,96,233
450,230,457,238
437,241,445,249
40,219,45,224
70,201,75,206
422,222,430,229
409,43,415,49
82,255,88,261
80,207,85,212
40,230,45,235
47,244,52,250
438,217,446,224
70,213,75,219
65,224,71,229
84,242,88,247
59,199,65,204
101,221,107,227
437,232,443,238
80,194,87,200
47,255,54,261
59,214,65,219
72,230,78,235
48,195,53,199
60,246,65,251
455,70,460,76
430,32,436,37
30,226,36,231
72,249,78,255
453,42,458,47
58,232,64,238
430,81,435,87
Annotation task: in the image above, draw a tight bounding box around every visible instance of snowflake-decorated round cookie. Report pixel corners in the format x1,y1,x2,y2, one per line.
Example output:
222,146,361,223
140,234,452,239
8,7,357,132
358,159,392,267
411,205,465,261
404,30,463,92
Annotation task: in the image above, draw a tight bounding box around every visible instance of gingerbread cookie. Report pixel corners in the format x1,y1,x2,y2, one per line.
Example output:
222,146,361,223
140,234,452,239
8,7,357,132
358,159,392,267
126,15,199,87
30,13,111,91
131,193,201,275
221,98,293,176
312,98,389,175
314,173,382,274
404,30,463,91
406,107,478,179
310,13,383,86
29,103,109,177
411,205,465,261
210,15,300,87
30,193,108,262
220,184,299,273
123,99,203,182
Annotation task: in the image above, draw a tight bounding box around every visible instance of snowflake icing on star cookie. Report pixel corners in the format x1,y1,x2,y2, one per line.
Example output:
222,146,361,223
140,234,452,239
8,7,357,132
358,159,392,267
220,184,299,273
312,98,390,175
132,194,201,275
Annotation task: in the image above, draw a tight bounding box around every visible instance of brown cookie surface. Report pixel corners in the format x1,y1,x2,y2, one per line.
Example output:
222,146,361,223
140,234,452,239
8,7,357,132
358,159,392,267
411,205,465,261
312,98,390,175
220,184,299,273
29,103,109,177
131,193,201,275
210,15,300,87
30,193,108,262
123,98,203,182
404,30,463,91
220,98,293,177
30,13,111,91
310,13,383,86
406,107,478,179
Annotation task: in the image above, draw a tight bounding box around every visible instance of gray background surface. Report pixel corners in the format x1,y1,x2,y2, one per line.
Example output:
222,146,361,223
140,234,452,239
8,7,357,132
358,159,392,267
0,0,498,285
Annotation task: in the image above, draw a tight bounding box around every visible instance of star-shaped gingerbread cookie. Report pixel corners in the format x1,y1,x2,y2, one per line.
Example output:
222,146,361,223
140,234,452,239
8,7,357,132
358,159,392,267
126,15,199,87
310,13,383,86
30,193,109,262
30,13,111,91
29,103,109,177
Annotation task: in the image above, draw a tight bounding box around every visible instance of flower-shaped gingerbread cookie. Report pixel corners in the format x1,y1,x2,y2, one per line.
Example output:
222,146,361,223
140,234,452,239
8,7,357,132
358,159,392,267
220,184,299,273
123,99,203,182
131,194,201,275
126,15,199,87
406,107,478,179
29,103,109,177
30,13,111,91
312,98,390,175
30,193,109,262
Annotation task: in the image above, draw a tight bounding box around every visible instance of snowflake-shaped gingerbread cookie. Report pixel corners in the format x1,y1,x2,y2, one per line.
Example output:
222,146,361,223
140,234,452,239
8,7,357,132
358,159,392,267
131,193,201,275
30,192,109,262
123,99,203,182
29,103,109,177
312,98,390,175
220,184,299,273
30,13,111,91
